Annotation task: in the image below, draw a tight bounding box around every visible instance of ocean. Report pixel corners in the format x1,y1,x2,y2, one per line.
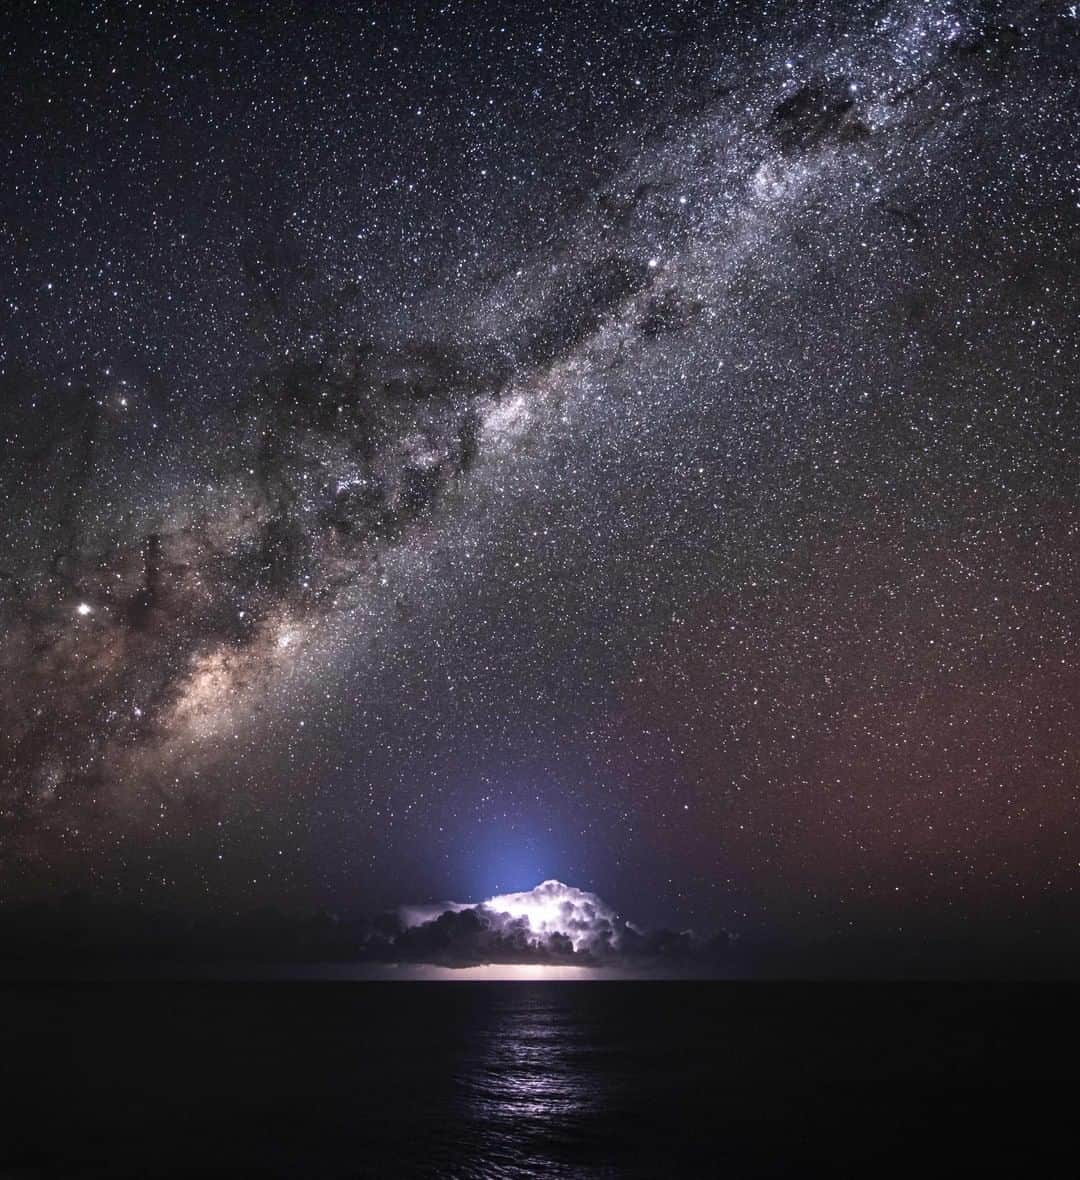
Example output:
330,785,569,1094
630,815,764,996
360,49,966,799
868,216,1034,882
2,980,1077,1177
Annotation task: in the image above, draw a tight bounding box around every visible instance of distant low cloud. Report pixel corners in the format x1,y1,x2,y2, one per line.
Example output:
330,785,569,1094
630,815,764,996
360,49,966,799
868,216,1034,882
0,881,733,975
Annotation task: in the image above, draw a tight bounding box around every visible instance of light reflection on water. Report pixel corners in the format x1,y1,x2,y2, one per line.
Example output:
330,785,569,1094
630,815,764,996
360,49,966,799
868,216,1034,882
450,986,619,1179
6,981,1051,1179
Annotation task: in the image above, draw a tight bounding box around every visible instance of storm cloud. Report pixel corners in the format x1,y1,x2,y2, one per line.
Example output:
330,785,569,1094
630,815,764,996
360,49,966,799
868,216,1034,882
392,881,728,969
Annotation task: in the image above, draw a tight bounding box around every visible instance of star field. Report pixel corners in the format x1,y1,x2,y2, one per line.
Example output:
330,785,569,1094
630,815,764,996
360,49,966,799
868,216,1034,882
2,0,1079,961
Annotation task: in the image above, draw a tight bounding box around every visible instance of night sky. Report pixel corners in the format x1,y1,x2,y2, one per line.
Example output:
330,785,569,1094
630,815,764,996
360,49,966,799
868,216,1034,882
2,0,1079,966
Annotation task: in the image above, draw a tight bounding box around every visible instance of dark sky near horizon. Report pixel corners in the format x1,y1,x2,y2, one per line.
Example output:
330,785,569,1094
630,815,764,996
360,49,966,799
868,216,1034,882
2,0,1079,956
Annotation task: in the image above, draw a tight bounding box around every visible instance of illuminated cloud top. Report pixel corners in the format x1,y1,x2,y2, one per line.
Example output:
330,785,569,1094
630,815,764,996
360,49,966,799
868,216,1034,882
483,880,629,953
402,880,630,956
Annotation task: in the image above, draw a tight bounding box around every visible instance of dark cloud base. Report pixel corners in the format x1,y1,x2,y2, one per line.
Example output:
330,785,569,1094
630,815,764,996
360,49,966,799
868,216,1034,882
5,892,1078,980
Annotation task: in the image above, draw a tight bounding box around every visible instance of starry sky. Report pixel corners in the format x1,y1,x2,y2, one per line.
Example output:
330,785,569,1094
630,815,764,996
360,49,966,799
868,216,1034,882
2,0,1079,963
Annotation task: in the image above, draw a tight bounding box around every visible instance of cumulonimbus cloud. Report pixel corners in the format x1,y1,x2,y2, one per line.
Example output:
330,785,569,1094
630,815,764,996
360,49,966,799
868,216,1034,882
393,880,729,968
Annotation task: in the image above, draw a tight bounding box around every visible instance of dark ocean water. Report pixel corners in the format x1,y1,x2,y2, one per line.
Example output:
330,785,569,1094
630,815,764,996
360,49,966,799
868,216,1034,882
2,981,1079,1177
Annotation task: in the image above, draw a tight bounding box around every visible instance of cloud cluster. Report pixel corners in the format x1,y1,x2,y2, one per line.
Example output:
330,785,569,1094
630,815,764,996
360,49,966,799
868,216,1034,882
392,880,727,969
